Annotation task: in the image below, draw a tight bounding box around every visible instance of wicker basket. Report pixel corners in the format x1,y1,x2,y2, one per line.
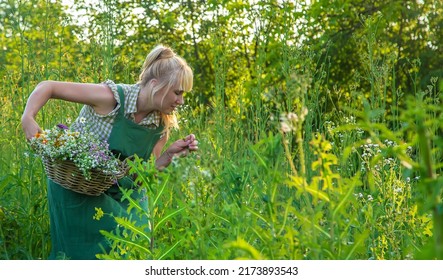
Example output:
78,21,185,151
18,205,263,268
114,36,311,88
43,158,129,196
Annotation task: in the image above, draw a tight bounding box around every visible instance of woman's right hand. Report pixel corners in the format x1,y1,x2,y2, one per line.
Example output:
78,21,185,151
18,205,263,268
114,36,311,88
21,116,42,140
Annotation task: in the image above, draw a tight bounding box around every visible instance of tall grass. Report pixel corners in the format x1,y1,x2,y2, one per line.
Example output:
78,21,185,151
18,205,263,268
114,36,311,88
0,0,111,259
0,5,441,260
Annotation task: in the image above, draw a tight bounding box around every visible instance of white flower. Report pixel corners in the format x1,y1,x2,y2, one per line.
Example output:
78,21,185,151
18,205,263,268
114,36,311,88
281,122,292,133
200,169,212,179
287,112,298,122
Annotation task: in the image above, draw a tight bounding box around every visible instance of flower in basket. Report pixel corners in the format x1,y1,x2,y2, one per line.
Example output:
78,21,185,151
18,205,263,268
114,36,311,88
30,123,121,180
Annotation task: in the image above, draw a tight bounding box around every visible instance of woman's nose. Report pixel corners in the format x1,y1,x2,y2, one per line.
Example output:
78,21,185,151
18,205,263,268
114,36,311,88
177,95,184,105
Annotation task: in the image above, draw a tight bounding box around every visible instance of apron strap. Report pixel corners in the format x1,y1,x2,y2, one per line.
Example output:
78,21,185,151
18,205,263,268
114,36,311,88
116,85,125,116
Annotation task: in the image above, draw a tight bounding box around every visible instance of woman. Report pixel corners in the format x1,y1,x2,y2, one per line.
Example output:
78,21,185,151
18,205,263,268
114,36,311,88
21,45,198,259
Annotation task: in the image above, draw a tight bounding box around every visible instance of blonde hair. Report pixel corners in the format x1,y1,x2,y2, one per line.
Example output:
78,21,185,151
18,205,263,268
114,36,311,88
138,44,193,138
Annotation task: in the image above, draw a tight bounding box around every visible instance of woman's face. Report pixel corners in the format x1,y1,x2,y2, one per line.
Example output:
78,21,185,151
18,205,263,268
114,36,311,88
154,84,185,114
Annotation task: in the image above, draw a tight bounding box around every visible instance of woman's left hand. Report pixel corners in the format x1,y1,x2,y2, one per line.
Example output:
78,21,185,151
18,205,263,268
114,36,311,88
166,134,198,158
155,134,198,170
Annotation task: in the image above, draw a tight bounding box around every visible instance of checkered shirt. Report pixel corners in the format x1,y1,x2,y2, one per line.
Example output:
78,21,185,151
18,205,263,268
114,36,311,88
71,80,161,142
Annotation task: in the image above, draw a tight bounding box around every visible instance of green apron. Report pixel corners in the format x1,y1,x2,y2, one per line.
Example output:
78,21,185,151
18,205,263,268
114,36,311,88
47,85,163,260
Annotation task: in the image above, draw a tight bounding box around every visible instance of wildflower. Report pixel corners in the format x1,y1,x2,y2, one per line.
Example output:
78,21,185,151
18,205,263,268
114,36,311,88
79,117,86,124
383,158,395,166
287,112,298,122
30,123,120,180
200,169,212,179
93,207,104,220
56,123,69,130
367,195,373,201
281,122,292,133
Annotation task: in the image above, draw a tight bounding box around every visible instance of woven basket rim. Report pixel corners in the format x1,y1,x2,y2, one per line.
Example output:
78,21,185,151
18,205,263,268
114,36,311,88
43,157,128,174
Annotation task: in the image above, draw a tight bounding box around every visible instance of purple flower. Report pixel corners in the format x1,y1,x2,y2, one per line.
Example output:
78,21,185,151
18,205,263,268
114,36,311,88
57,123,69,130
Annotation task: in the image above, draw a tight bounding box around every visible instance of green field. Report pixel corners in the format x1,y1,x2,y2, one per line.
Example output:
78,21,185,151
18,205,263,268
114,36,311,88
1,0,442,260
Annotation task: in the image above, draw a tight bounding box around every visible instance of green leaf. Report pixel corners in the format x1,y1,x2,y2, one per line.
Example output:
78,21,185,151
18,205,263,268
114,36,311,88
99,230,152,256
153,207,187,232
114,216,150,241
225,237,265,260
157,240,183,260
332,174,361,219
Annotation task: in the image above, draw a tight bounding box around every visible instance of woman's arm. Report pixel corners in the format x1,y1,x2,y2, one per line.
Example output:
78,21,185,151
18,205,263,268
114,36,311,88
153,136,171,170
21,81,116,139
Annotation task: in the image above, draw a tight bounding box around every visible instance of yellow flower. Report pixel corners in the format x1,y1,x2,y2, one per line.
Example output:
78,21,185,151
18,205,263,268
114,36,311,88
93,207,104,220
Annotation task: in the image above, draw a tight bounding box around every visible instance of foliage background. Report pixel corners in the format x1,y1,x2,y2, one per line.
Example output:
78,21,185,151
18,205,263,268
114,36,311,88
0,0,442,260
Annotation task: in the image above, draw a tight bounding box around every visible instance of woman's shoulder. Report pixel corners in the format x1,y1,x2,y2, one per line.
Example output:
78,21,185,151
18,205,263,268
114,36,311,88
103,80,139,95
102,80,141,117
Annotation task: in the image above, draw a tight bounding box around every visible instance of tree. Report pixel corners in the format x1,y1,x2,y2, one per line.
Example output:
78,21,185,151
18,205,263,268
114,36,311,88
303,0,443,114
0,0,85,84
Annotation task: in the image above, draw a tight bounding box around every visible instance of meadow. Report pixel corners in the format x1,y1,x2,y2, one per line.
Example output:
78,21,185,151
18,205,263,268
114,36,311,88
0,0,442,260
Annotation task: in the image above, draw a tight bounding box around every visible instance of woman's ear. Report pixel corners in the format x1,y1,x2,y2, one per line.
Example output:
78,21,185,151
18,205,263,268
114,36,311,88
149,79,158,87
